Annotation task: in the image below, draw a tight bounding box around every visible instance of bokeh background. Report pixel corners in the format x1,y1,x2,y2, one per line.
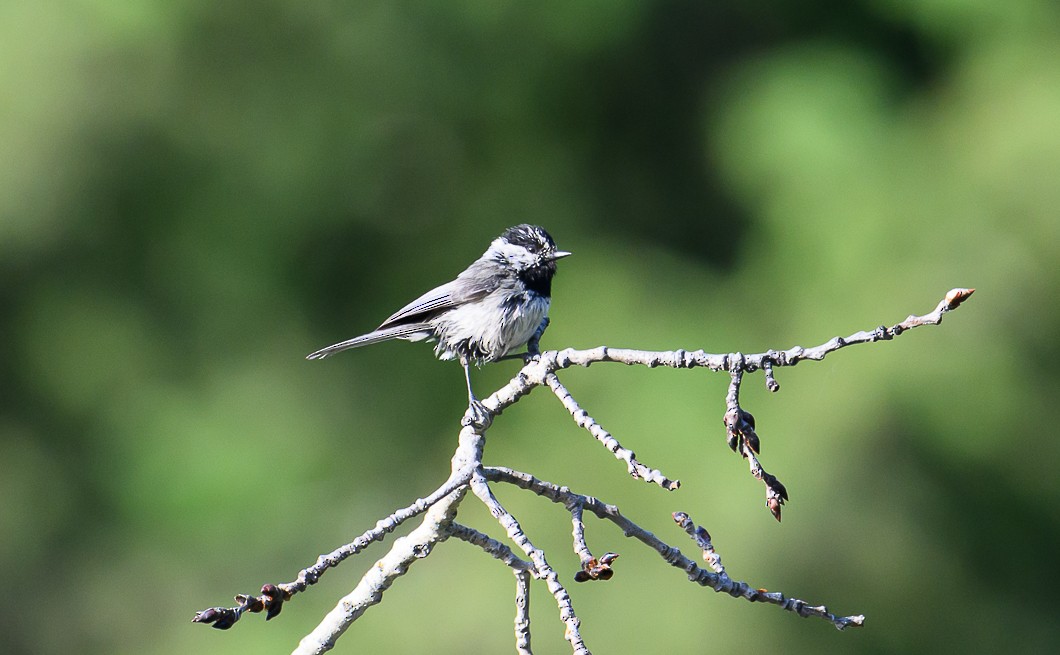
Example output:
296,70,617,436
2,1,1058,653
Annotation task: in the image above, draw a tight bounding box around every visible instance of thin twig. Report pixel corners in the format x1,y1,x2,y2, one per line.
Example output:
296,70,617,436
486,467,864,631
672,511,724,574
292,485,467,654
544,372,679,490
513,568,533,655
569,502,593,567
671,511,865,631
193,289,970,650
192,470,474,630
470,470,589,655
448,523,536,654
448,523,534,573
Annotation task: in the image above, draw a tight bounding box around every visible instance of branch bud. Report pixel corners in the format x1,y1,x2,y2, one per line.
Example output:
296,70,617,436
574,552,620,582
260,584,287,620
944,287,975,310
192,607,240,630
767,498,783,522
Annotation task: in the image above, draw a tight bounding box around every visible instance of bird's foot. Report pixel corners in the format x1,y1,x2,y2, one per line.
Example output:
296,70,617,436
498,350,541,364
462,398,493,430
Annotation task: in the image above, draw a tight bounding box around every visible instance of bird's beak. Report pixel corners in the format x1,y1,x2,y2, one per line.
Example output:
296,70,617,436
550,250,572,260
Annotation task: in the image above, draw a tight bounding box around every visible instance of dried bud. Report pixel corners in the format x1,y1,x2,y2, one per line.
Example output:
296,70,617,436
763,473,789,501
767,498,783,522
235,594,265,613
259,586,285,621
726,431,739,452
192,608,220,624
211,612,239,630
739,409,756,431
261,583,291,601
192,607,239,630
744,429,760,455
944,287,975,309
576,552,620,582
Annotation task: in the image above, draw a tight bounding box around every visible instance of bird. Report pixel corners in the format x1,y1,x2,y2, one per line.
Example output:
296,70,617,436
307,224,570,424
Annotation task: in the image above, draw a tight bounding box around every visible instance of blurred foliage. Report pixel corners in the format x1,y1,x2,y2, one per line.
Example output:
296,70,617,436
2,0,1058,653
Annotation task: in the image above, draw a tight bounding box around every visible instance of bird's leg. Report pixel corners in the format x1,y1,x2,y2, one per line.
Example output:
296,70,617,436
461,359,492,429
524,316,550,362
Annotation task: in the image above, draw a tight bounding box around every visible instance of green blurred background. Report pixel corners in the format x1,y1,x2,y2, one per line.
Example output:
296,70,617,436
2,1,1058,653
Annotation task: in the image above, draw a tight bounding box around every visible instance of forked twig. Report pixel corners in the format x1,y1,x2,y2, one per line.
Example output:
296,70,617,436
193,289,972,653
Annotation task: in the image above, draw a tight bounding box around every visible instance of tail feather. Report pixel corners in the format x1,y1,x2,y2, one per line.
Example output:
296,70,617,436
306,323,433,360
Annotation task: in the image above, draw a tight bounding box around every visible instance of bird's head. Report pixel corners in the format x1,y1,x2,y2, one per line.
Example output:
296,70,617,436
492,224,571,294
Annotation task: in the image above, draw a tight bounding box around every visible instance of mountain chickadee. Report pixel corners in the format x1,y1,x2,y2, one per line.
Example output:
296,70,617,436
307,224,570,424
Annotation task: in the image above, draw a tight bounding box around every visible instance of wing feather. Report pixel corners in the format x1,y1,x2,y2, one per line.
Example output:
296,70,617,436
377,281,459,328
306,323,432,359
378,263,499,328
308,257,505,361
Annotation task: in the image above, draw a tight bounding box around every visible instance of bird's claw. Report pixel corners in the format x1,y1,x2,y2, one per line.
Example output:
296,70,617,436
462,399,493,430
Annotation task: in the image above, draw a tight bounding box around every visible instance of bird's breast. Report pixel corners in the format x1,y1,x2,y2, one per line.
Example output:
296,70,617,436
430,292,550,363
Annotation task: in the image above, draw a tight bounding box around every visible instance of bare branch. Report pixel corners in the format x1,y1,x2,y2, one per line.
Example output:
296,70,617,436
671,511,865,631
513,568,533,655
518,288,974,376
544,372,680,490
193,289,971,652
292,485,467,654
569,502,593,567
470,470,589,654
449,523,536,654
192,470,474,630
565,500,619,583
487,467,864,630
672,511,725,574
722,370,788,521
448,522,534,574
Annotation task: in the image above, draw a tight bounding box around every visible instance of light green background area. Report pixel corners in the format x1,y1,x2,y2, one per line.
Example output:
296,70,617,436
2,1,1058,653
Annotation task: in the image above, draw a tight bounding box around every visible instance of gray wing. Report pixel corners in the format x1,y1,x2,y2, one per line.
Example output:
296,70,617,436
377,280,461,329
378,262,500,329
307,259,501,361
